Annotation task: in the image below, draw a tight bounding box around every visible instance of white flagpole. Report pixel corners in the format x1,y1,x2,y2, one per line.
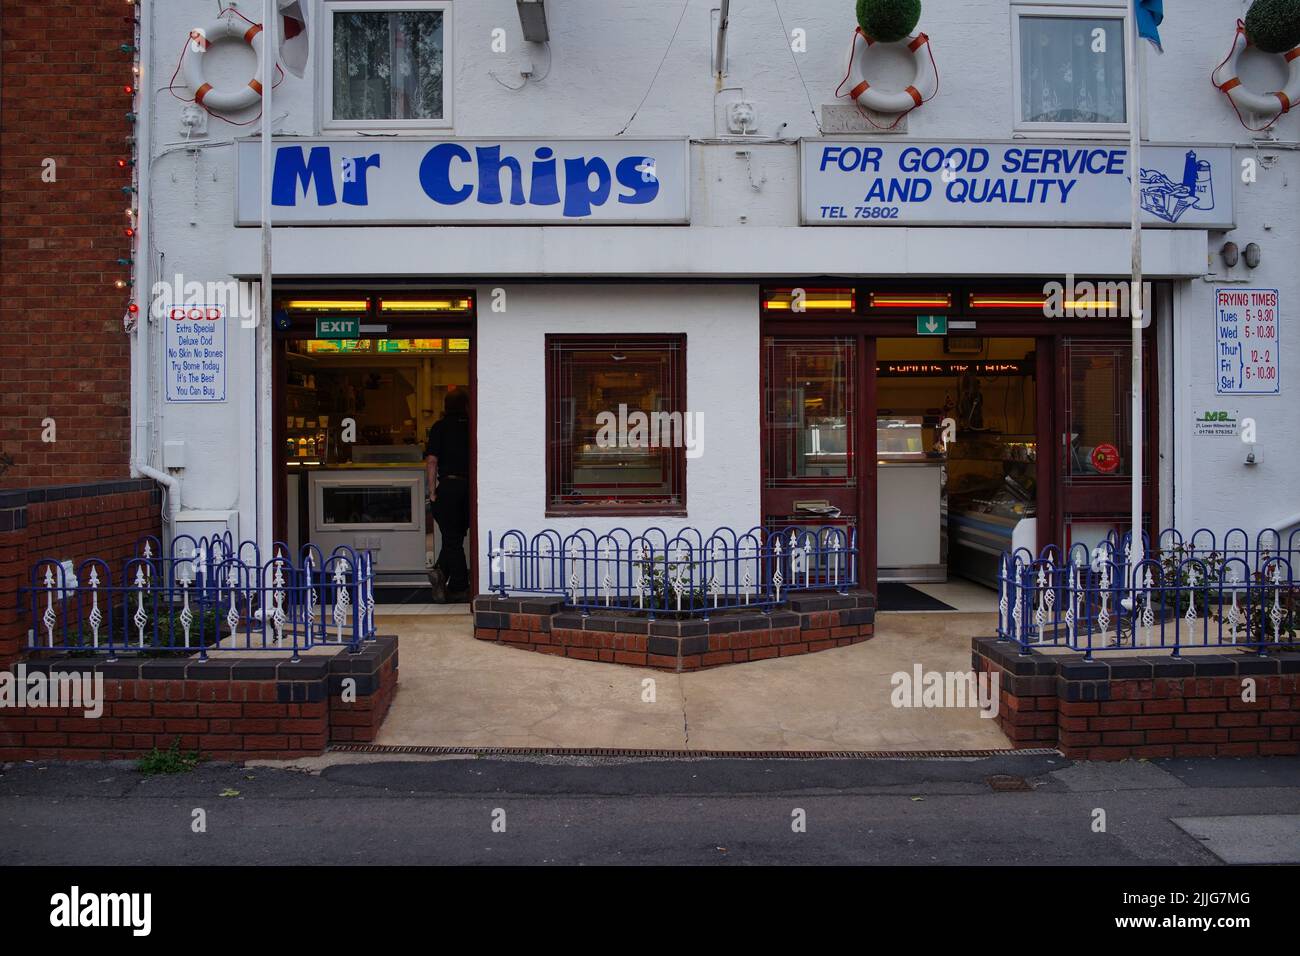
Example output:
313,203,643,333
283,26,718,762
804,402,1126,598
259,0,276,549
1126,4,1144,585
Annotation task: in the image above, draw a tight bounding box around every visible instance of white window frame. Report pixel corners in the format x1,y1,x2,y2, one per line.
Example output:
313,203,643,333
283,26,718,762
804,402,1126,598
1011,2,1129,136
320,0,453,132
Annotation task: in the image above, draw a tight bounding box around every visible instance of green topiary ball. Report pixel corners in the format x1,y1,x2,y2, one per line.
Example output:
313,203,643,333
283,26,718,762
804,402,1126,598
855,0,922,44
1245,0,1300,54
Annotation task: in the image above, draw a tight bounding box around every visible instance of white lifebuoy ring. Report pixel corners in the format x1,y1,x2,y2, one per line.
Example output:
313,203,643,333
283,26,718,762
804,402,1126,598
184,17,266,113
844,27,938,115
1212,19,1300,118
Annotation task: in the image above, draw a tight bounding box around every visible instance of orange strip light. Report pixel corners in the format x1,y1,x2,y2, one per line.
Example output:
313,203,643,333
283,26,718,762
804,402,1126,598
869,292,952,309
968,293,1047,310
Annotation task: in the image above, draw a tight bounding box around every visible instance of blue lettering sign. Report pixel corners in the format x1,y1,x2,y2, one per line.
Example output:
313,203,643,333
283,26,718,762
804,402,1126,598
272,146,337,206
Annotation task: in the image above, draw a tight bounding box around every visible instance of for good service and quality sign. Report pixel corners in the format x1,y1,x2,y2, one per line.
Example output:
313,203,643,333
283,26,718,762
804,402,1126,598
801,140,1234,228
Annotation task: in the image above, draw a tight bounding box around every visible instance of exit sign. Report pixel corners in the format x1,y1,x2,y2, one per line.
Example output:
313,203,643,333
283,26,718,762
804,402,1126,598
316,317,359,338
916,315,947,336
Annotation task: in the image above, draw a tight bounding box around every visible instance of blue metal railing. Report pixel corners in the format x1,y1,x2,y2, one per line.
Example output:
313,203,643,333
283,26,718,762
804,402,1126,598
487,525,857,618
22,533,377,660
996,527,1300,659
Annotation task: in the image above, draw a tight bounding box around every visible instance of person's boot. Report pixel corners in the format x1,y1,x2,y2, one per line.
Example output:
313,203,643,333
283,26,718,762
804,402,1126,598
428,567,447,603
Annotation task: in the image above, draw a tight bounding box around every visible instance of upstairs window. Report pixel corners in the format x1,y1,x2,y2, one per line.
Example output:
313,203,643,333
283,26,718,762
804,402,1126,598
1013,5,1127,133
323,1,451,130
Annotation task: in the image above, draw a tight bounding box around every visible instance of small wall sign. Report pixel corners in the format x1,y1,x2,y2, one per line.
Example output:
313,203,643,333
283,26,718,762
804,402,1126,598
165,304,226,403
1192,408,1240,438
1215,288,1279,395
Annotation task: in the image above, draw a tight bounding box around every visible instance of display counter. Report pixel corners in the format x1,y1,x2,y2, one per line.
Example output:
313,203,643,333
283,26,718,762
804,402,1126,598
306,468,428,581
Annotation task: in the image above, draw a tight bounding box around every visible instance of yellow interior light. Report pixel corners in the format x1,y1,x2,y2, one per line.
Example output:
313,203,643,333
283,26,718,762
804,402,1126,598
379,297,473,313
762,288,856,312
283,299,369,312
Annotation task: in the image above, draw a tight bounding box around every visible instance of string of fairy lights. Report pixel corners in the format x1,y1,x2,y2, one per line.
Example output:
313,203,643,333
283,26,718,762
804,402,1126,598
121,0,142,328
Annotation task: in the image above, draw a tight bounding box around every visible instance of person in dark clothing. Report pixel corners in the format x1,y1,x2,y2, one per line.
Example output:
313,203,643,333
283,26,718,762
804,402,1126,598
425,387,471,602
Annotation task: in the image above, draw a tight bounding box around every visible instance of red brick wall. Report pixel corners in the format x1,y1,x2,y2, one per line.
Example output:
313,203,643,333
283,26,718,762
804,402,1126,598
329,652,398,743
973,638,1300,760
0,681,328,762
0,0,137,487
28,488,159,570
1057,677,1299,760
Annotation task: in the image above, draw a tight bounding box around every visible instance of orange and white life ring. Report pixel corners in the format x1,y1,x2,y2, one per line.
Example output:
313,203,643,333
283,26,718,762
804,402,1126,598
841,26,938,116
1212,19,1300,121
184,17,266,112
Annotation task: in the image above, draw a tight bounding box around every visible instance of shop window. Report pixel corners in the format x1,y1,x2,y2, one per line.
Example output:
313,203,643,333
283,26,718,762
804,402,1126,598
1012,5,1127,133
546,336,687,515
323,1,451,130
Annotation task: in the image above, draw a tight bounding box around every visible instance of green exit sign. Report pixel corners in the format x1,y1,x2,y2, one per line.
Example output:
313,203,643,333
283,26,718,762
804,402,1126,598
916,315,947,336
316,317,360,338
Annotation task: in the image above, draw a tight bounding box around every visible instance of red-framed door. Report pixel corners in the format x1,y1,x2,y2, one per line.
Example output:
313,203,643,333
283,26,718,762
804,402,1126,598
760,335,870,569
1053,334,1158,553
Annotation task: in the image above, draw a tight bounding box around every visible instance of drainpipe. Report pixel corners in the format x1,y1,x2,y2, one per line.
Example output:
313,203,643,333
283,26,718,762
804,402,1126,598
714,0,730,91
130,0,180,544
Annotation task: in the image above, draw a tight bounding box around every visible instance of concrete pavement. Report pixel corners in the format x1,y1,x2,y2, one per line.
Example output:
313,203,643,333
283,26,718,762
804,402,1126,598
369,609,1010,752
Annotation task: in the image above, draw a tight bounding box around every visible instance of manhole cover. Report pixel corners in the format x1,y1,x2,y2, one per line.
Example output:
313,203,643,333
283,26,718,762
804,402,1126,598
986,774,1032,792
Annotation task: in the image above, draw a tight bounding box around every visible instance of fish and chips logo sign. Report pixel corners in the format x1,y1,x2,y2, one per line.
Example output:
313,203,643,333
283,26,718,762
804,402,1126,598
236,138,690,225
801,140,1234,228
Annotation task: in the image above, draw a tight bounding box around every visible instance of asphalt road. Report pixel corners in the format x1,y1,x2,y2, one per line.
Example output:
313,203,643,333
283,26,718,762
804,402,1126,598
2,754,1298,866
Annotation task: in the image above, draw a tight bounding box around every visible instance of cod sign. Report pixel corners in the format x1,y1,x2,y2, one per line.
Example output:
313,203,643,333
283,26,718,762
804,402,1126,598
238,138,690,225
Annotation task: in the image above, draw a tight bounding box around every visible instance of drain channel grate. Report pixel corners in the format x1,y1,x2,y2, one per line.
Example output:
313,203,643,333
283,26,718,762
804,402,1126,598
985,774,1034,791
330,743,1061,760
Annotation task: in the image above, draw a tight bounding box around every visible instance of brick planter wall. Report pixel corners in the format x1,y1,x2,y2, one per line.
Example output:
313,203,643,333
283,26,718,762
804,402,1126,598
473,592,876,671
0,636,398,761
973,636,1300,759
1,481,163,670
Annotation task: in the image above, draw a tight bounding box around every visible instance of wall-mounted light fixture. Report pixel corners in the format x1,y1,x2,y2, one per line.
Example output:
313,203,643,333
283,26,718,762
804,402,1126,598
1244,242,1261,269
1220,241,1239,267
516,0,549,42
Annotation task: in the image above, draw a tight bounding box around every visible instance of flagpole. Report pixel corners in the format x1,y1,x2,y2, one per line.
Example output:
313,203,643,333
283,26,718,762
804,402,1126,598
259,0,276,551
1126,4,1144,585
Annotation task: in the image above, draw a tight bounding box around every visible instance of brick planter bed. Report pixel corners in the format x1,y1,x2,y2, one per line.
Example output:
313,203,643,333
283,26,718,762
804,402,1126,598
973,636,1300,760
473,592,876,671
0,636,398,762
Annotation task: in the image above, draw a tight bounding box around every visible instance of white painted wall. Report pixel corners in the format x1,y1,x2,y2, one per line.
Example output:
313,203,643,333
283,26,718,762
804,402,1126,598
135,0,1300,573
475,283,761,554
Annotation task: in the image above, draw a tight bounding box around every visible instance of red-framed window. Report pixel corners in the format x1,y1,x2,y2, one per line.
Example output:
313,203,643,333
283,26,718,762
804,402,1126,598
545,334,687,515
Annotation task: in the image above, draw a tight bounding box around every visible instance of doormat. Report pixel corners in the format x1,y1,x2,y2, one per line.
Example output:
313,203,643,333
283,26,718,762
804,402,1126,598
373,585,438,605
876,583,956,612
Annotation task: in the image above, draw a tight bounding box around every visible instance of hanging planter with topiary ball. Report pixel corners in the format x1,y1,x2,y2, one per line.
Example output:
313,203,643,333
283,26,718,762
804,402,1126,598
1211,2,1300,131
836,0,938,128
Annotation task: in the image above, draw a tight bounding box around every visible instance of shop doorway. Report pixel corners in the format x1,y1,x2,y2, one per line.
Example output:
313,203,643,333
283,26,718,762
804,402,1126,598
759,283,1159,603
272,293,476,600
875,337,1038,594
